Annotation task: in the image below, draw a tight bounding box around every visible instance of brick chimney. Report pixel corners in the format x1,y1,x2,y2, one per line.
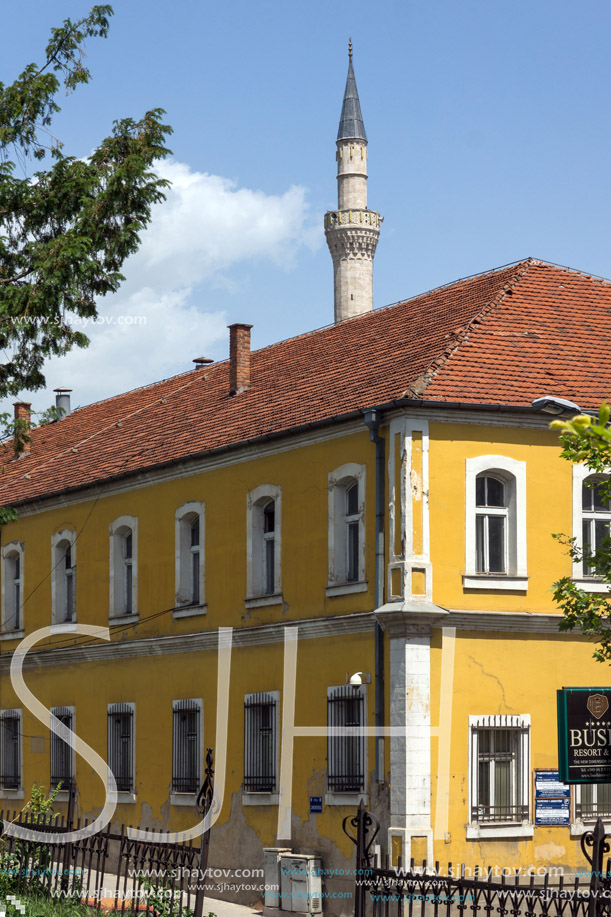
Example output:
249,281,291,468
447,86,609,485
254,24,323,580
229,323,253,395
13,401,32,456
13,402,31,427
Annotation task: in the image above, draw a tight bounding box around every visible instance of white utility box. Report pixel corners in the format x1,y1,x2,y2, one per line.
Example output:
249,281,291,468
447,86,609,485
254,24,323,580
279,853,323,914
263,848,292,908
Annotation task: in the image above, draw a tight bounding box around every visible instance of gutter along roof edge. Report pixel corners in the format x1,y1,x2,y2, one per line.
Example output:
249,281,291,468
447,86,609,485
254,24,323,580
4,398,547,512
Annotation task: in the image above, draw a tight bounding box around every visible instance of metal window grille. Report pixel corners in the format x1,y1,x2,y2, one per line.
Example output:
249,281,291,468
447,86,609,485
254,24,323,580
472,721,528,823
172,700,201,794
108,704,134,793
244,693,277,793
0,712,20,790
327,685,365,793
576,783,611,820
50,707,73,790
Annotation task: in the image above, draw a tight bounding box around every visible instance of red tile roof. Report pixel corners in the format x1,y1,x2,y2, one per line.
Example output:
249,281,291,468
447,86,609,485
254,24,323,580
3,258,611,507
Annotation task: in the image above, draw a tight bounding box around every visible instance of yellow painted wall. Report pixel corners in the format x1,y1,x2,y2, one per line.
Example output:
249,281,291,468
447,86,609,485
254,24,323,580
429,422,571,611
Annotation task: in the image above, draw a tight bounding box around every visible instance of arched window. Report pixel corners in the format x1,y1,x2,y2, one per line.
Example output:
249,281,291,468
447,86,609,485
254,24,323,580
327,463,366,593
1,542,24,633
581,476,611,576
345,481,360,583
464,456,527,590
109,516,138,620
246,485,282,604
262,500,276,596
475,474,508,574
51,530,76,624
175,502,205,611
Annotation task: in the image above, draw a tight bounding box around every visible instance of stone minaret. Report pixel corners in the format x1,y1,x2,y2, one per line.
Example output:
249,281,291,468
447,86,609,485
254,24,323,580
325,41,382,323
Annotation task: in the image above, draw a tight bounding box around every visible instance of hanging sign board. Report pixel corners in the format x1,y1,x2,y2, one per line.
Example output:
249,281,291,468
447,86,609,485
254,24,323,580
557,688,611,783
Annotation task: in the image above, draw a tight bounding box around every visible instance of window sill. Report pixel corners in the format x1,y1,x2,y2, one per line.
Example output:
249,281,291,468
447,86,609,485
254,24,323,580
462,575,528,592
0,630,24,642
466,823,534,840
170,793,198,807
325,792,369,806
245,594,283,609
243,792,279,806
571,579,611,594
108,614,139,627
112,792,137,804
173,604,208,619
326,582,368,597
570,821,611,837
0,789,25,800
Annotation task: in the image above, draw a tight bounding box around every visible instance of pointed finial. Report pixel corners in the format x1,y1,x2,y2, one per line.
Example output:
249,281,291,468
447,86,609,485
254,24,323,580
349,37,353,62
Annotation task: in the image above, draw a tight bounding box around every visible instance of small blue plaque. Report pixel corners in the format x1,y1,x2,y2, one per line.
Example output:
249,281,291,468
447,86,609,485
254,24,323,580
310,796,323,814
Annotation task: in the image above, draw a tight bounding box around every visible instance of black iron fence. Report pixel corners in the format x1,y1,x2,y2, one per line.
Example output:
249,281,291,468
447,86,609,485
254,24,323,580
0,748,215,916
345,802,611,917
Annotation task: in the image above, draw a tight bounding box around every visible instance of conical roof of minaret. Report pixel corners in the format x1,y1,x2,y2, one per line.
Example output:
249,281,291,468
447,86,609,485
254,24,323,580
336,41,367,142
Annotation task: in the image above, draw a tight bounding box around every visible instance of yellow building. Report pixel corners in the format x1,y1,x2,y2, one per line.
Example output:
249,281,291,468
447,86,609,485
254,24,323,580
1,51,611,914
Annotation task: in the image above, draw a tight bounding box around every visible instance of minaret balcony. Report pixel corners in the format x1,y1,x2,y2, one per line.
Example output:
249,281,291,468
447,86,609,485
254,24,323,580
324,209,382,230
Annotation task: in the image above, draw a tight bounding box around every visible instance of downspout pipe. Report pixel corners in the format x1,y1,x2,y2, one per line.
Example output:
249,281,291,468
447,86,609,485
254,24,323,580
363,408,385,783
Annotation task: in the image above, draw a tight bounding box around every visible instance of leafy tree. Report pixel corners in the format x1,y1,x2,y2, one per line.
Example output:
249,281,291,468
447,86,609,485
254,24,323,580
0,4,171,398
551,404,611,661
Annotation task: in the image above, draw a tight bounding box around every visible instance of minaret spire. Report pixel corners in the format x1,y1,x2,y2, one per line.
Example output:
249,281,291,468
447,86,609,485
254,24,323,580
324,43,382,323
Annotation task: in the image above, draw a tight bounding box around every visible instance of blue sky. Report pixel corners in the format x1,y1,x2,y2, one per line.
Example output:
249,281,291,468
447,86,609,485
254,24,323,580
3,0,611,411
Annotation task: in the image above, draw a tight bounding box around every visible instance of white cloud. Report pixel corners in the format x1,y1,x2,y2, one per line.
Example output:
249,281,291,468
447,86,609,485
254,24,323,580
8,159,319,414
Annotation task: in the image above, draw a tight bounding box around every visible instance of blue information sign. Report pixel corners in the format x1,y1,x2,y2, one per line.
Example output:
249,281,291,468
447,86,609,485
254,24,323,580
310,796,322,814
534,770,571,825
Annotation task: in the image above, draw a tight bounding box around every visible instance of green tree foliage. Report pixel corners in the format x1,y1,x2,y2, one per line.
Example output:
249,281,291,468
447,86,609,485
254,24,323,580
551,404,611,661
0,5,172,397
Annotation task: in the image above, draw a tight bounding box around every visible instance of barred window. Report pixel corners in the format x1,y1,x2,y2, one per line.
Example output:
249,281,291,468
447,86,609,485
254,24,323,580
172,699,201,795
470,715,530,824
244,692,278,793
575,783,611,821
107,703,134,794
327,685,366,794
0,711,21,790
50,707,74,791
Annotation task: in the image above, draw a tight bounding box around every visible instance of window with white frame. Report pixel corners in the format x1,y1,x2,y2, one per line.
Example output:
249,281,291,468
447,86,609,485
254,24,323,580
1,542,23,633
247,485,282,600
172,699,202,795
328,464,366,588
464,456,527,588
107,703,135,794
51,531,76,624
109,516,137,619
175,502,205,608
581,476,611,576
0,710,21,791
469,715,530,825
475,475,508,574
50,707,74,791
575,783,611,822
327,685,367,794
244,692,278,794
